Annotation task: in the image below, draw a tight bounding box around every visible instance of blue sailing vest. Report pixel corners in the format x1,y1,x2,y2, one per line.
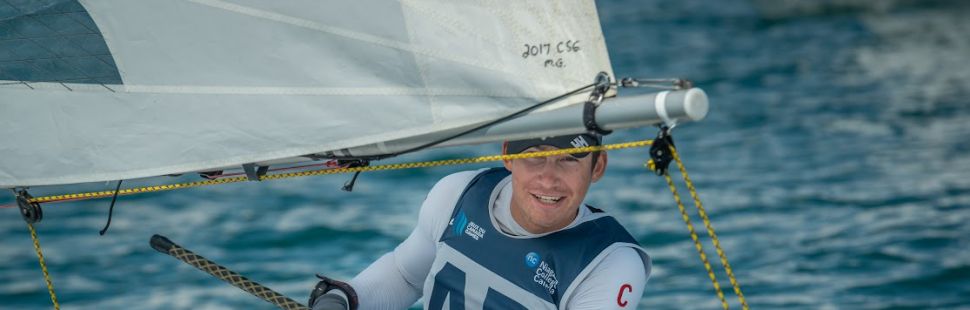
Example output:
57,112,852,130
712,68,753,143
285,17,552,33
423,168,649,310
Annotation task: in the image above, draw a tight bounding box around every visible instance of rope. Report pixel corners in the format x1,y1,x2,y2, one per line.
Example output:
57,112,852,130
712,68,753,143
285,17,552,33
24,139,654,205
27,223,60,310
15,136,747,310
166,246,308,310
669,145,749,309
658,168,730,310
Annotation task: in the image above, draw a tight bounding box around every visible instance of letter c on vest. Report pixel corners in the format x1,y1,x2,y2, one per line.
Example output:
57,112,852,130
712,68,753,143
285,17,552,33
617,283,633,307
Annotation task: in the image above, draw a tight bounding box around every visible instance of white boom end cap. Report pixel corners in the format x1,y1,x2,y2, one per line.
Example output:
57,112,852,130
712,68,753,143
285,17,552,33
684,88,709,121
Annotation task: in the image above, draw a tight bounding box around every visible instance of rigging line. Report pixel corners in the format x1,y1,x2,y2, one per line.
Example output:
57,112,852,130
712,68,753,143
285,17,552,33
660,169,730,310
26,223,60,310
151,235,310,309
369,82,598,160
0,82,602,207
5,81,606,205
670,145,749,309
15,139,653,206
98,180,123,236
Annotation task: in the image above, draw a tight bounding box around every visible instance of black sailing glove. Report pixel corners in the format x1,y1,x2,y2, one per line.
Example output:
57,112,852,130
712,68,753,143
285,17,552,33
309,274,359,310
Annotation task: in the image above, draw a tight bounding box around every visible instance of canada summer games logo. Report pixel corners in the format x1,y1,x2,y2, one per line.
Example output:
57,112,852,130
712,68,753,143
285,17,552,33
451,211,485,241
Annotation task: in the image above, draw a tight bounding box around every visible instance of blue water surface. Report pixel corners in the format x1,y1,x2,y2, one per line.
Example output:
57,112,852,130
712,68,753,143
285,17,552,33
2,1,970,309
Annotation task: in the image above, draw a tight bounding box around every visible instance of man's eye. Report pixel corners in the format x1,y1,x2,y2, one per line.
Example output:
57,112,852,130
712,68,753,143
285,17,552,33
522,157,545,165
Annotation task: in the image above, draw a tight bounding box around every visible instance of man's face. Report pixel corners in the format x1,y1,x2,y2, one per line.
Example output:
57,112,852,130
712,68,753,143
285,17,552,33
503,144,607,234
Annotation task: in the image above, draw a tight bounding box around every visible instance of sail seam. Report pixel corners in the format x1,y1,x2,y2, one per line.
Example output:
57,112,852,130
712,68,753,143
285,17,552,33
117,85,527,97
0,81,540,97
1,81,578,99
400,1,438,123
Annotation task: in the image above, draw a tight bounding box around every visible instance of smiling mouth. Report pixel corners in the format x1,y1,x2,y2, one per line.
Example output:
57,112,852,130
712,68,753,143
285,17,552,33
531,193,564,205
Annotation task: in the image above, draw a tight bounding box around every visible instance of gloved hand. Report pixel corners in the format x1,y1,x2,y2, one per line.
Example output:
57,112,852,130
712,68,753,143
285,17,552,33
309,274,358,310
311,292,348,310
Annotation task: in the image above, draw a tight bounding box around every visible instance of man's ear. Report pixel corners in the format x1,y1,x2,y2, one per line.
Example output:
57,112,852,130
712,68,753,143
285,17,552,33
591,151,607,183
502,142,513,171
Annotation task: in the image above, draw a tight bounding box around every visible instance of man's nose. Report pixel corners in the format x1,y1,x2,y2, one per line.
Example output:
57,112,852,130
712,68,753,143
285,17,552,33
535,157,564,186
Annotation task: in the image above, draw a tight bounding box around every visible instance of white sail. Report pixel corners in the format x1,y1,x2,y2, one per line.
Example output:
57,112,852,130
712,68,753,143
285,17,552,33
0,0,619,187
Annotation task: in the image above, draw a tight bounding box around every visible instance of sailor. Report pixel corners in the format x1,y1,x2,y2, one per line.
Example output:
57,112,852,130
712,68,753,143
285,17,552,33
310,133,651,310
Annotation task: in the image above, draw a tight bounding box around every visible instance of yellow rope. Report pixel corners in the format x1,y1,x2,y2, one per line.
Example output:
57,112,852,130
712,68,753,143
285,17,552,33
656,164,731,310
28,139,654,204
27,223,60,310
21,136,747,310
669,145,749,309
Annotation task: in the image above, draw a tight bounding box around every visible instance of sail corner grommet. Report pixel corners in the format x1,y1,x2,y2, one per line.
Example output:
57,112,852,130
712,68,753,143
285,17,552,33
16,190,43,224
593,71,611,93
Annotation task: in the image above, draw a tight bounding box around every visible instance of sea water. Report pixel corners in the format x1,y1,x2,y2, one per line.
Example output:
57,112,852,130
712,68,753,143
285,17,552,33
2,0,969,309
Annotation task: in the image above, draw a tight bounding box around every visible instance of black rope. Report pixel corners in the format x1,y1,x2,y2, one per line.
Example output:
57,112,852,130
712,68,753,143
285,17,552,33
340,160,369,192
321,82,602,193
342,171,363,192
99,180,123,236
363,82,599,161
